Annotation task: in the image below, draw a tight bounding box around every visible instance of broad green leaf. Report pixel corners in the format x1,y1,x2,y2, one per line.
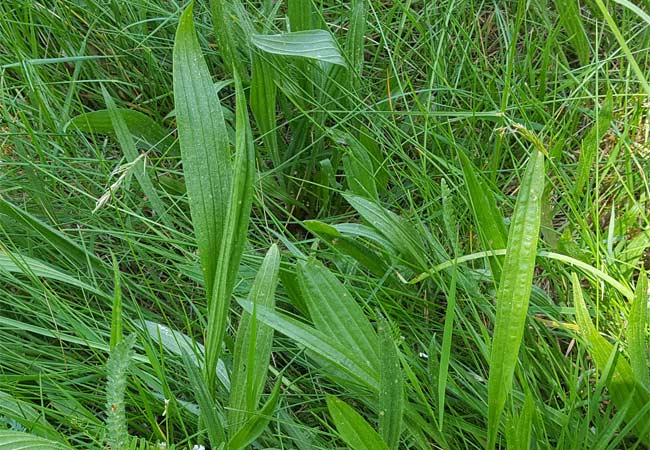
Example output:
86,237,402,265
66,109,172,150
326,396,390,450
0,431,72,450
204,71,256,391
378,319,403,450
251,30,346,66
572,273,650,441
346,0,366,90
210,0,248,81
487,149,545,450
238,300,379,391
575,91,613,194
288,0,314,31
250,50,279,166
101,86,171,226
303,220,390,279
227,378,282,450
628,271,649,388
457,148,507,282
505,391,535,450
336,132,378,200
229,245,280,433
298,258,380,372
173,0,232,301
342,192,428,270
181,349,226,447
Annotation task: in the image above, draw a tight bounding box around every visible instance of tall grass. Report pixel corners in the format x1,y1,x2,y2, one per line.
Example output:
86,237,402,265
0,0,649,449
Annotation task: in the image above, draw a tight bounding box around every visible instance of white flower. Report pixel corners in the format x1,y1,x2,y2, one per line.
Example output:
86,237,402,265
418,352,429,359
192,445,205,450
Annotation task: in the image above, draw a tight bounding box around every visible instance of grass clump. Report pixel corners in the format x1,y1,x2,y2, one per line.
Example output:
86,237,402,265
1,0,650,449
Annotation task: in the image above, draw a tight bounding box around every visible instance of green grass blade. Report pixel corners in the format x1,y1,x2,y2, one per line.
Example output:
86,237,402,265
572,273,650,442
487,149,545,450
229,244,280,434
575,91,613,194
0,431,72,450
0,392,66,443
298,258,380,371
628,270,649,388
553,0,591,65
346,0,366,90
173,0,232,301
378,318,403,450
109,253,122,350
238,300,380,391
437,264,457,431
326,396,390,450
251,30,346,66
101,86,171,226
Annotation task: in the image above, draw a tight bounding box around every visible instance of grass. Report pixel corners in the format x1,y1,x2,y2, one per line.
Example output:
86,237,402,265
0,0,650,448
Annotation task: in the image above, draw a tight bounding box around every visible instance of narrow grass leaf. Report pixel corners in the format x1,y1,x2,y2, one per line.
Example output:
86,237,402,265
238,300,380,391
487,149,545,450
572,273,650,441
109,254,122,350
101,86,171,226
0,253,109,299
298,258,380,371
575,91,613,194
326,396,390,450
346,0,366,89
229,244,280,433
173,0,232,300
252,30,346,66
378,318,403,450
628,270,649,388
0,431,72,450
553,0,590,65
437,264,457,430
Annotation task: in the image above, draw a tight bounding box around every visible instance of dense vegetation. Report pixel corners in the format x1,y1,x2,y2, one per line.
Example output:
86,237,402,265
1,0,650,448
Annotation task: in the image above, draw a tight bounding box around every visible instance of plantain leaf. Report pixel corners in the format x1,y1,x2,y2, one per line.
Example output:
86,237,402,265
238,300,379,391
628,270,649,389
298,258,380,372
173,0,232,302
487,149,545,450
457,148,507,283
572,272,650,442
66,109,172,150
0,431,72,450
229,245,280,434
227,377,282,450
378,319,403,450
252,30,346,66
326,396,390,450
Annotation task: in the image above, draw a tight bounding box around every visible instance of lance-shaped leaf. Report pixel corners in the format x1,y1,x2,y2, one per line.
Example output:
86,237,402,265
173,0,232,301
298,258,380,372
487,149,545,450
628,271,649,388
252,30,346,66
0,431,73,450
326,396,390,450
229,245,280,434
572,273,650,442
